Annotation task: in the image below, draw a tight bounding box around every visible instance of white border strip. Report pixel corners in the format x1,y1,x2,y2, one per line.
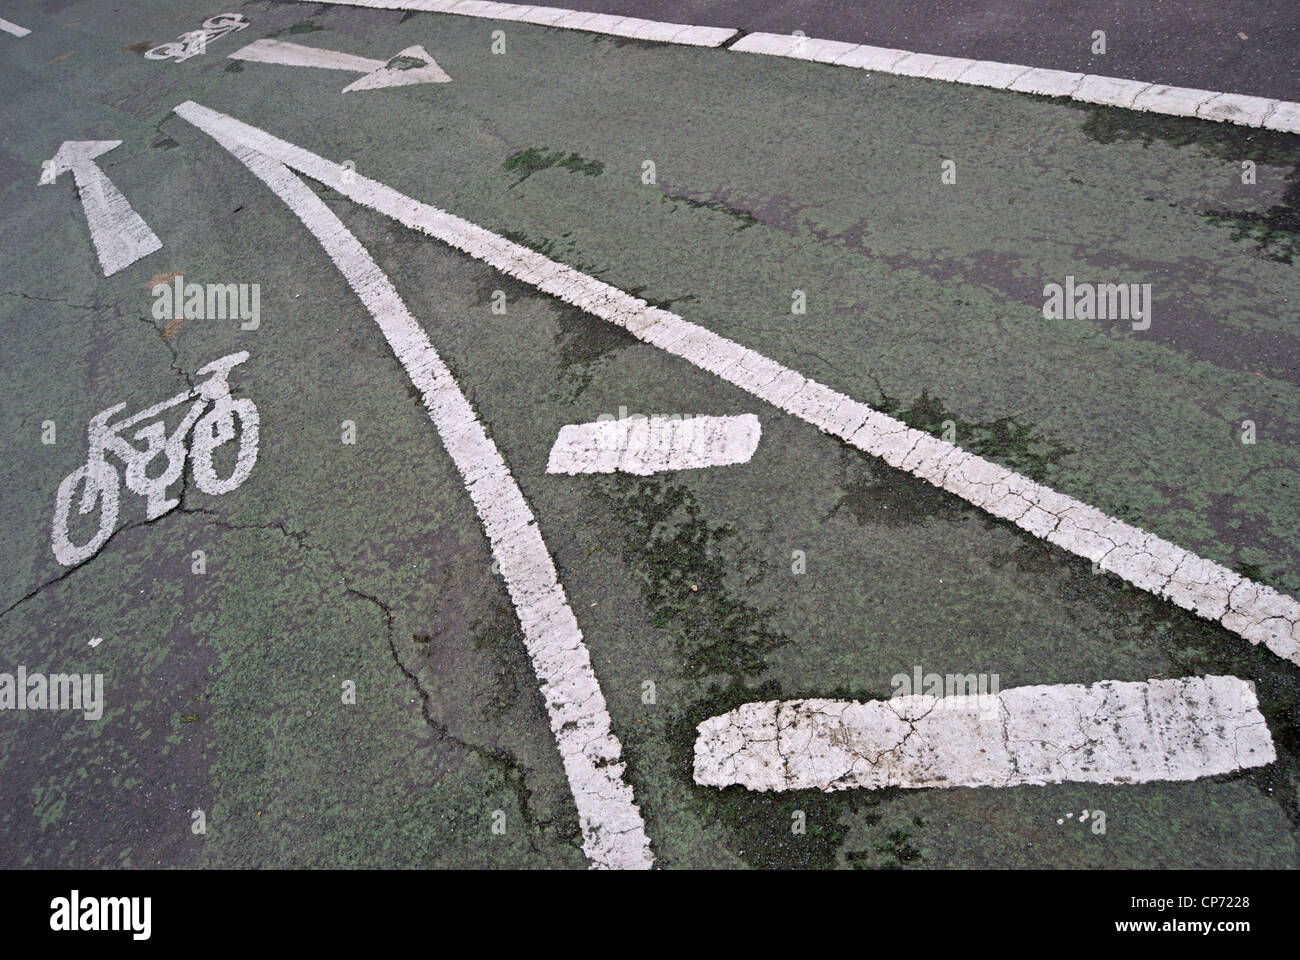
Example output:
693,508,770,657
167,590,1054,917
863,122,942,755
310,0,737,47
731,33,1299,133
174,100,654,870
694,677,1276,791
169,101,1300,667
0,18,31,38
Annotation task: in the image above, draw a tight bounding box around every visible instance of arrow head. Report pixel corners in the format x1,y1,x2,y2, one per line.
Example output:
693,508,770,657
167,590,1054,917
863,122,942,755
342,45,451,92
43,140,122,183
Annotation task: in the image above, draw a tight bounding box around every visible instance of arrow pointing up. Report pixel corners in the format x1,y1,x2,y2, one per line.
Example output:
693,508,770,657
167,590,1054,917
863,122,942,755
42,141,162,277
228,39,451,91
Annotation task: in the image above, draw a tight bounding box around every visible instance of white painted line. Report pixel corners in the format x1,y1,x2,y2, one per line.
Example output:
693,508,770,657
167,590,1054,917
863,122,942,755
547,413,760,475
0,18,31,37
229,39,451,89
166,102,1300,666
730,32,1298,133
173,100,653,870
694,676,1276,791
291,0,738,47
41,141,162,277
87,637,103,648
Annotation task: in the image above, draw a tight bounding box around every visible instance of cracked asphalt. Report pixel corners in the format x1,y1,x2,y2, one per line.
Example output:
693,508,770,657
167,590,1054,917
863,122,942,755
0,0,1297,869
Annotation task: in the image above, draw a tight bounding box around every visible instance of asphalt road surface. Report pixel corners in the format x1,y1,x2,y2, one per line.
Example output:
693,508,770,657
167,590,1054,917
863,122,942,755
0,0,1297,869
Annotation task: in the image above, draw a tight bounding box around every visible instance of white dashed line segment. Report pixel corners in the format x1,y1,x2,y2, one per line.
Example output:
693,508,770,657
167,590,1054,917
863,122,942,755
170,101,1300,671
174,100,654,870
547,413,761,475
0,19,30,37
729,33,1298,133
306,0,738,47
694,677,1276,791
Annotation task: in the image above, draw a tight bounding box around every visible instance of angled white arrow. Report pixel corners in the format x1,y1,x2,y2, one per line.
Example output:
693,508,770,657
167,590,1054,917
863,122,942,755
42,141,162,277
228,39,450,91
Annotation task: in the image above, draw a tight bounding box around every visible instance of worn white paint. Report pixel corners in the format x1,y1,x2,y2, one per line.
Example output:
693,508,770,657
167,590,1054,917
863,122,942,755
229,39,451,89
547,413,760,475
52,352,259,566
290,0,738,47
146,13,249,63
694,676,1276,791
42,141,162,277
174,100,653,870
165,100,1300,666
0,18,31,37
730,33,1298,134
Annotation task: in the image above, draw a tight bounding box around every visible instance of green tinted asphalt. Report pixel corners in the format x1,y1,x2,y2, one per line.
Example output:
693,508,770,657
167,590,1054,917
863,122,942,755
0,0,1296,868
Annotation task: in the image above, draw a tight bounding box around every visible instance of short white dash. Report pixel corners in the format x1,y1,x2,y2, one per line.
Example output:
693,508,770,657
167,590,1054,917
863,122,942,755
546,413,760,475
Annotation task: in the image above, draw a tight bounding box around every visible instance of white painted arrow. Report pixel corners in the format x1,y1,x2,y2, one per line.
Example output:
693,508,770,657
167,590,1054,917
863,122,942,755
42,141,162,277
228,39,450,91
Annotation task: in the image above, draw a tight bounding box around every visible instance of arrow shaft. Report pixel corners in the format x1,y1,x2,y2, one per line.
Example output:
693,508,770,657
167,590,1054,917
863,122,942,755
228,39,383,74
70,163,162,277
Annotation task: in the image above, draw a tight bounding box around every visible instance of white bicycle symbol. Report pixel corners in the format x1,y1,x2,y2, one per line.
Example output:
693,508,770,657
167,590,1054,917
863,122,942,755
51,351,260,566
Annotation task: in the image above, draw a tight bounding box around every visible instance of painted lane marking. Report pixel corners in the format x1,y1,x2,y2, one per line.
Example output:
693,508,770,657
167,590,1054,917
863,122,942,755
291,0,737,47
694,677,1276,792
52,352,259,566
146,13,250,63
547,413,760,475
87,637,103,648
229,38,451,90
292,2,1297,131
164,102,1300,667
41,141,162,277
0,18,31,37
173,101,654,870
730,33,1299,134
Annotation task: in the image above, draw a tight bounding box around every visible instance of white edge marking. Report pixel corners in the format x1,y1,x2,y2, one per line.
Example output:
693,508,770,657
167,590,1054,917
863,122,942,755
173,100,653,870
730,33,1298,133
0,18,30,37
547,413,761,474
167,99,1300,670
291,0,739,47
694,677,1276,791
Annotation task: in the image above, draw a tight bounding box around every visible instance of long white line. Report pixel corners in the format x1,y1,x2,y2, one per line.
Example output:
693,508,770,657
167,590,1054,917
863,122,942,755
173,101,653,870
730,33,1298,134
694,677,1276,791
165,102,1300,667
311,0,736,46
301,0,1297,132
0,18,31,38
547,413,761,475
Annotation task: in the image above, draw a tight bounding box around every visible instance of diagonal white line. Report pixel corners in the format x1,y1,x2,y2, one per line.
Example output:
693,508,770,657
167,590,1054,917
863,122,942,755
0,18,31,38
292,0,737,47
174,102,654,870
694,677,1276,791
168,101,1300,667
730,33,1298,133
